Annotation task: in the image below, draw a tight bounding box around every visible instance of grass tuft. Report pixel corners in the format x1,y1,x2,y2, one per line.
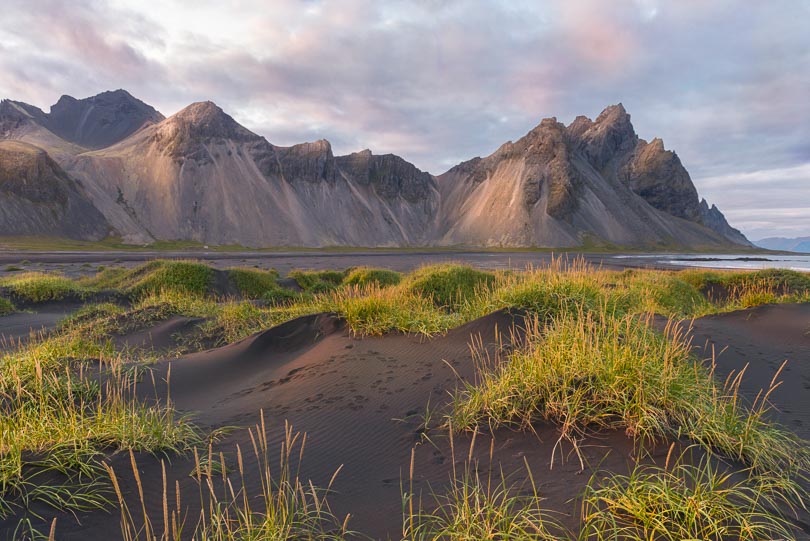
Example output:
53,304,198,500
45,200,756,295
343,267,402,288
404,264,495,309
0,272,87,303
581,450,799,540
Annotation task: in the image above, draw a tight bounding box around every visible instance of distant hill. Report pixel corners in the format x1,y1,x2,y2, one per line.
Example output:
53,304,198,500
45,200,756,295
0,90,751,249
755,236,810,253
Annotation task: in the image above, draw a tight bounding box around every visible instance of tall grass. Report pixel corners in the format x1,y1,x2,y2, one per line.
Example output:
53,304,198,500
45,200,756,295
581,448,800,540
0,358,200,523
323,283,460,336
0,296,14,314
288,269,346,293
404,263,496,309
402,433,569,540
449,305,810,477
107,415,349,540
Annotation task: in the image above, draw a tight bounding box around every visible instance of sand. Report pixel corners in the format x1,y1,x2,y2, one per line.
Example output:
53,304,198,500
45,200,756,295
1,303,809,539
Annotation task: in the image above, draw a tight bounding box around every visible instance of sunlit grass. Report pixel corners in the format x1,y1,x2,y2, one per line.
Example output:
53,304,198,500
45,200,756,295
581,448,800,540
107,416,349,541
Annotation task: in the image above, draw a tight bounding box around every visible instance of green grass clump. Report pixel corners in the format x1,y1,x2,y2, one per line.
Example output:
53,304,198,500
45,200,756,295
491,269,607,320
403,452,568,541
127,261,213,298
0,356,200,523
325,284,459,336
680,267,810,308
450,307,810,475
198,301,303,346
0,297,13,315
228,267,297,303
405,264,495,309
581,453,798,540
78,266,129,289
0,272,87,302
288,269,346,293
58,302,126,330
80,260,214,298
343,267,402,288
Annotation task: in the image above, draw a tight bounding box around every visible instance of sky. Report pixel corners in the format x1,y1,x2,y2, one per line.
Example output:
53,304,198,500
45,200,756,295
1,0,808,240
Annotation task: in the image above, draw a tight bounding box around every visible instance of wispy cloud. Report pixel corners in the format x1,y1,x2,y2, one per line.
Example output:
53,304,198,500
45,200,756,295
0,0,808,237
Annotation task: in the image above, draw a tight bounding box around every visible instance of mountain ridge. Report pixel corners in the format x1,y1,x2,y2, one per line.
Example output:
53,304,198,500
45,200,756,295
755,236,810,253
0,90,750,249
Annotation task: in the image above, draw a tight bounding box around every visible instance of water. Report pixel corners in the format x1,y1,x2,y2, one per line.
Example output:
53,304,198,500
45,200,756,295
613,253,810,272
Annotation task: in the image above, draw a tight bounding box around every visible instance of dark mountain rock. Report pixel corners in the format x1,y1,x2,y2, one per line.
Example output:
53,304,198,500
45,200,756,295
620,138,702,221
154,101,259,164
0,141,109,240
577,103,638,170
699,199,751,246
438,104,750,248
276,140,337,184
0,91,752,249
336,150,433,203
45,89,164,149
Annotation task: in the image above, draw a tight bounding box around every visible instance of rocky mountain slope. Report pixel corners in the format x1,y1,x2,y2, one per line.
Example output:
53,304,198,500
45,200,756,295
0,91,749,249
0,141,109,240
66,101,439,246
1,90,163,151
438,104,749,248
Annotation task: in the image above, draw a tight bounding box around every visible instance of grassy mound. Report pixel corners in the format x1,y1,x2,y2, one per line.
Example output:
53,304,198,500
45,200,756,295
227,267,297,303
0,297,13,315
451,307,809,474
581,454,797,540
343,267,402,288
405,264,495,308
288,269,347,293
0,272,87,303
681,268,810,306
80,260,214,298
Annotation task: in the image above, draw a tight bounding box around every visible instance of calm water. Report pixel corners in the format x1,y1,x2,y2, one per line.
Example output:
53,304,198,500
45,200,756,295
614,253,810,272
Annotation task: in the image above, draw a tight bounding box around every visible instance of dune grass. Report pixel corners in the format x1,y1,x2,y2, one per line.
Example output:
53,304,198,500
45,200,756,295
2,259,809,537
0,272,88,303
402,433,569,541
0,357,200,523
450,305,810,475
227,267,297,303
323,283,461,336
108,416,349,541
343,266,402,288
581,449,800,540
0,296,14,315
288,269,347,293
404,263,496,309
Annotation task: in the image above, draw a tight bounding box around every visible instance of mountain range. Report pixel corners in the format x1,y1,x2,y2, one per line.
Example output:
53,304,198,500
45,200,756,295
755,237,810,253
0,89,750,249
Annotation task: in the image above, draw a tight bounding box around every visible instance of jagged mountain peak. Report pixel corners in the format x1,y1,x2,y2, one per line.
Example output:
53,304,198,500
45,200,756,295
48,89,164,148
577,103,638,169
166,101,254,140
150,101,261,162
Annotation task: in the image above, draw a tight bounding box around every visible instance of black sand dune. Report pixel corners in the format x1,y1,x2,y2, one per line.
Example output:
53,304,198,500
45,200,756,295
690,303,810,440
0,305,77,349
3,304,810,539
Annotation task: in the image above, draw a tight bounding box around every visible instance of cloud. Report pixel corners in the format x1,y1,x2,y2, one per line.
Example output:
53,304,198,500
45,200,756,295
0,0,808,238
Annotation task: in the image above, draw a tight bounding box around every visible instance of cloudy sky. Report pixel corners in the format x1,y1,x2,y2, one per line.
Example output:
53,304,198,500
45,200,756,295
1,0,808,239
